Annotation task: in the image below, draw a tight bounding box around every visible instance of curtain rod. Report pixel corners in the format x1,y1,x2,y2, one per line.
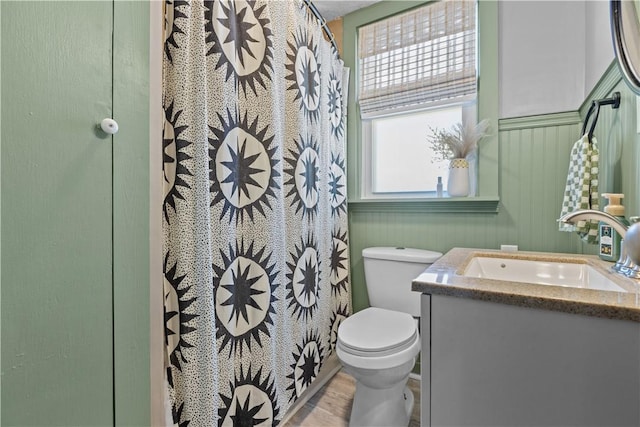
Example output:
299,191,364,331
302,0,339,54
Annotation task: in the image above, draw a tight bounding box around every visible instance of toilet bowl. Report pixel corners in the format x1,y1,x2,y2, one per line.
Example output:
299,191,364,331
337,307,420,427
336,247,441,427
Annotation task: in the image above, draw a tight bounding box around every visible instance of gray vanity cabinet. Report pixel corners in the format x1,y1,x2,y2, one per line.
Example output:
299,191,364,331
420,293,640,427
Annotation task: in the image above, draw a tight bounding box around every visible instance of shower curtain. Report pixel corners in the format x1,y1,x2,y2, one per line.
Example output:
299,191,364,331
162,1,350,425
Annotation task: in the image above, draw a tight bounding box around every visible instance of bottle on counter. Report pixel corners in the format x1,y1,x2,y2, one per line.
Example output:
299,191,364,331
599,193,630,262
436,176,443,197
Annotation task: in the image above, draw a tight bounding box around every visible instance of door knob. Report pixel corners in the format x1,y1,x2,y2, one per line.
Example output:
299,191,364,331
100,118,119,134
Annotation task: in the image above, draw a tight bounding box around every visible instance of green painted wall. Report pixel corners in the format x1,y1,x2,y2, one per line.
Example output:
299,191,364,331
344,0,535,313
2,2,113,424
1,1,150,425
581,65,640,222
349,115,583,310
342,2,639,314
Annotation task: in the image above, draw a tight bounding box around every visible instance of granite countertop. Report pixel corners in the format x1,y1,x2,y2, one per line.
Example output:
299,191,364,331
412,247,640,322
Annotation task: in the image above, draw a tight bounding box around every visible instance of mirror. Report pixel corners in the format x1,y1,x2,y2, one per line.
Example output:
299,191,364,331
611,0,640,95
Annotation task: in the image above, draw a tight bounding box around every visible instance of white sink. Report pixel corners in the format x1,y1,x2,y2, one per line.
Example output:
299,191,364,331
463,256,628,292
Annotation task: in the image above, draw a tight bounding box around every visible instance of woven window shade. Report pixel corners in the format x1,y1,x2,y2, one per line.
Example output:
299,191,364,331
358,0,476,115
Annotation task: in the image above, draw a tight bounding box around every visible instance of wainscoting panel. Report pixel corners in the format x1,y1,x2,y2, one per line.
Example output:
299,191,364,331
587,79,640,218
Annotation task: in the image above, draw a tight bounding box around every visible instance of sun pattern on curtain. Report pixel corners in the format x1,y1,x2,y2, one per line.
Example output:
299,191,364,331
162,1,350,425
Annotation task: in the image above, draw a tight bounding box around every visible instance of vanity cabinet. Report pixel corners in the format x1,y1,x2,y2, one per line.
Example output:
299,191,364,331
420,294,640,427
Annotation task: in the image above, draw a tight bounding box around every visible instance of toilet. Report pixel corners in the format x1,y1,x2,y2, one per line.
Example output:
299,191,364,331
336,247,442,427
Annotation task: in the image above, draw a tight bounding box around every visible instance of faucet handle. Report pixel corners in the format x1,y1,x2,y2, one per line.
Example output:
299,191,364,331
626,264,640,279
620,255,635,275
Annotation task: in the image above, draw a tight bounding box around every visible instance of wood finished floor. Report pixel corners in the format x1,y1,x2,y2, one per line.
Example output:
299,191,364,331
284,369,421,427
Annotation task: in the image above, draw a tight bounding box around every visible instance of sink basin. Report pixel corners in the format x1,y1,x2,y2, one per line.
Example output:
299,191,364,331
463,255,628,292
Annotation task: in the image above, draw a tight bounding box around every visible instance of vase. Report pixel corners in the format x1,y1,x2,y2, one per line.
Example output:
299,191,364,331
447,158,469,197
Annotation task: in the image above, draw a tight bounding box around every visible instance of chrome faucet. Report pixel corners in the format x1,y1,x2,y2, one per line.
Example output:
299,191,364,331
559,210,628,238
558,209,640,279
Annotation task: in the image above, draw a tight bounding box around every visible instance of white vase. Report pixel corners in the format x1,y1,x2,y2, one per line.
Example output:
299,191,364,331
447,158,469,197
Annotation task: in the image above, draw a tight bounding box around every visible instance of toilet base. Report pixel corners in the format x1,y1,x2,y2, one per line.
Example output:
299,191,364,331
349,379,413,427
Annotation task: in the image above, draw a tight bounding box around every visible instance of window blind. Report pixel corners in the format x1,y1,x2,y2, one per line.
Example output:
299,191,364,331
358,0,476,115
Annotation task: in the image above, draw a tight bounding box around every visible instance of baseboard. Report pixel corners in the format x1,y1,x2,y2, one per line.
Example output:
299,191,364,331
280,353,342,425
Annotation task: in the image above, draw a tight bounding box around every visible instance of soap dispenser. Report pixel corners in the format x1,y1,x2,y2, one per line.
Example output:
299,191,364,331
599,193,630,262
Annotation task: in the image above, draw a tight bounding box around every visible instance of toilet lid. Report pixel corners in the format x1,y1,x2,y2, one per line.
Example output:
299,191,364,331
338,307,417,355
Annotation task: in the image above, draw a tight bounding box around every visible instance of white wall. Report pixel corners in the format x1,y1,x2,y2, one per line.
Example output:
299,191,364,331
499,1,585,118
585,0,615,95
499,0,614,119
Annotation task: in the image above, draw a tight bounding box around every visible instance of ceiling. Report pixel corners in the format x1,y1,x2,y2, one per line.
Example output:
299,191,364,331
313,0,381,22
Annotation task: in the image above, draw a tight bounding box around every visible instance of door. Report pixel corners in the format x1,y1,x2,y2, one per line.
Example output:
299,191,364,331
2,1,114,424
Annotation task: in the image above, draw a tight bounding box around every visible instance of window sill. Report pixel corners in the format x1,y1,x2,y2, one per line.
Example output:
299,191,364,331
348,197,500,213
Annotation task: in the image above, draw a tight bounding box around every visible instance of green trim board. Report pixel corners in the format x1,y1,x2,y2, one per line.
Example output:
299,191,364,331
476,0,499,197
113,1,150,425
0,3,3,420
348,197,500,213
148,1,165,424
499,111,582,131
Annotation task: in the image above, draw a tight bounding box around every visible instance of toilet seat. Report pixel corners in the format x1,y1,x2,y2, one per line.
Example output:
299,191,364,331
337,307,420,370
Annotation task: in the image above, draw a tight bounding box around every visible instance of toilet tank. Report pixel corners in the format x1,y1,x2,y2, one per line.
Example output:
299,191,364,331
363,247,442,317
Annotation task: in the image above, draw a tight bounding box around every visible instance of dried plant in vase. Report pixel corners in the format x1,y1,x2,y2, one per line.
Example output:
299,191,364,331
427,119,490,197
427,119,491,162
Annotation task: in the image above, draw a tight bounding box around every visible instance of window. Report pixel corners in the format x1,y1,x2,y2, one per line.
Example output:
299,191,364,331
358,0,477,199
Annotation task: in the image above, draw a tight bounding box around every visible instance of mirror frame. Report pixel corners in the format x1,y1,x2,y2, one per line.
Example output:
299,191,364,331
611,0,640,95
